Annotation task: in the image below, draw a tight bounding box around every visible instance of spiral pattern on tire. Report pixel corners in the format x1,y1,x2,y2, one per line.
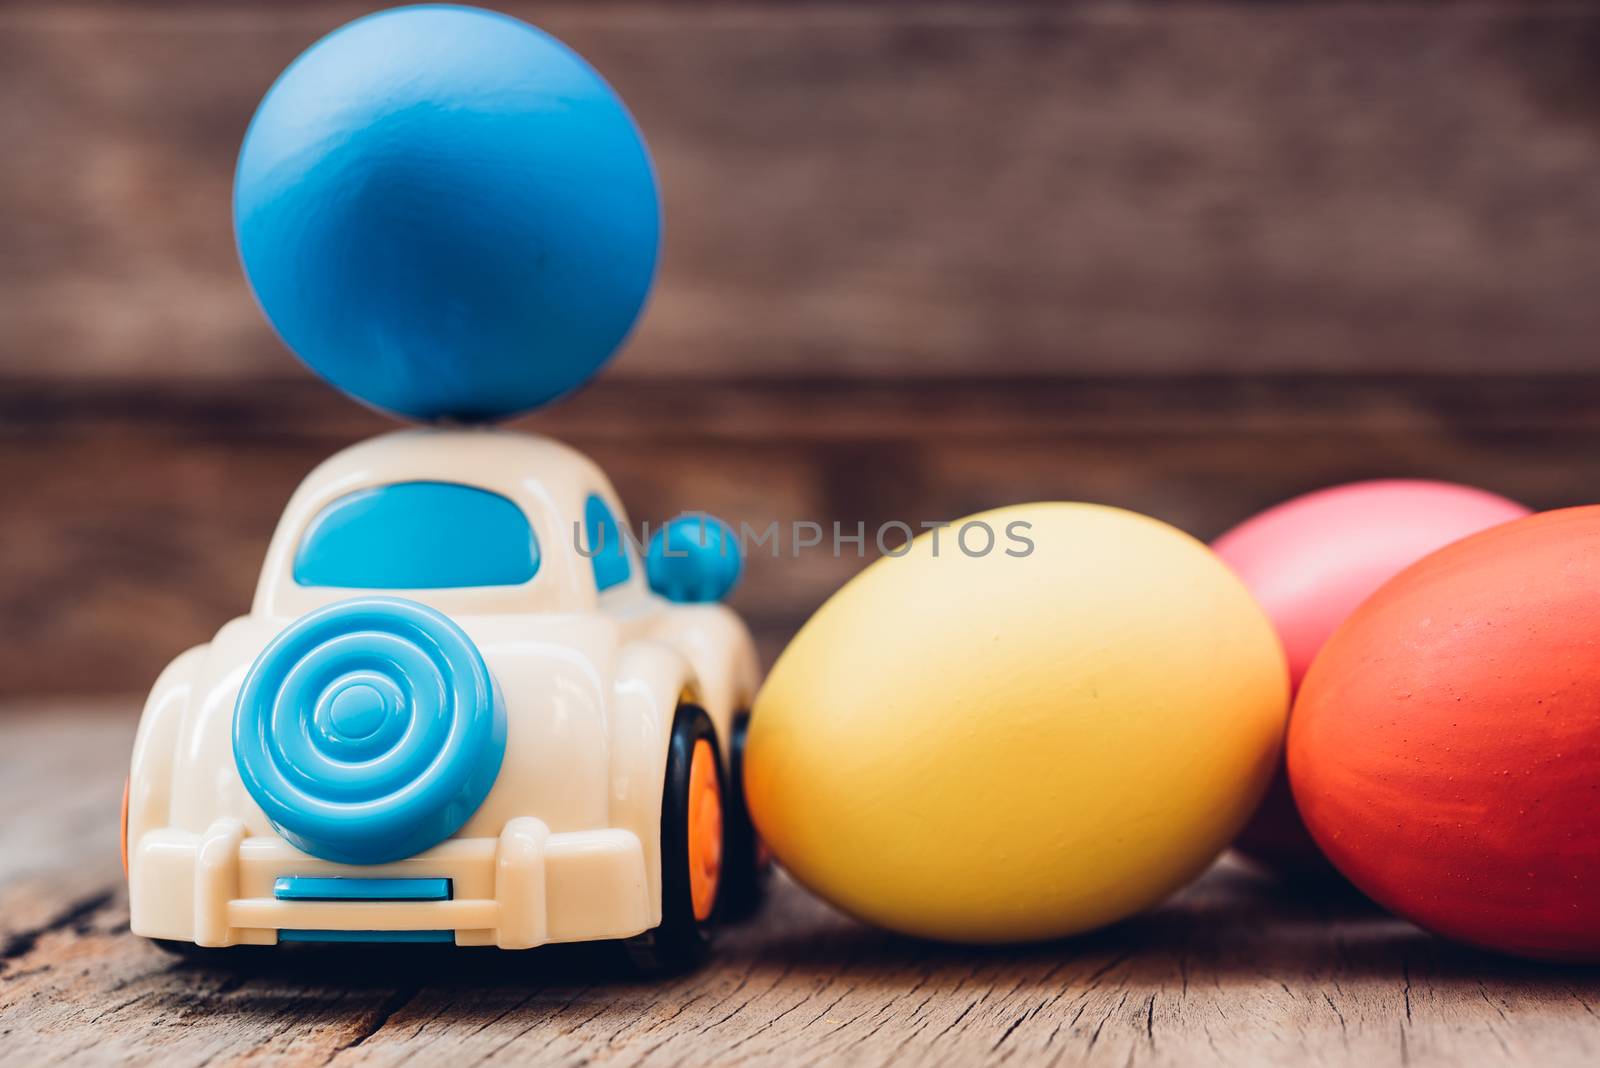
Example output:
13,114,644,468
233,596,505,864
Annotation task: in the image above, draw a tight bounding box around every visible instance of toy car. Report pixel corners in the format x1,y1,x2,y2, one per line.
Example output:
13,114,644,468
124,428,765,969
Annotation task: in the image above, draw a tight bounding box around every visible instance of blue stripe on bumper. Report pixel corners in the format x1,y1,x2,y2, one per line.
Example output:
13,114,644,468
278,929,454,943
272,876,451,901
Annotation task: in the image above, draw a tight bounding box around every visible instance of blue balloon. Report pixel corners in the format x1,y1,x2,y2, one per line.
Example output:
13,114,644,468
234,5,660,422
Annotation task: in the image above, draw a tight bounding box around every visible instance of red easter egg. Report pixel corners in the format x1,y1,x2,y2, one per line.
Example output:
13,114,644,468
1289,507,1600,961
1213,480,1527,873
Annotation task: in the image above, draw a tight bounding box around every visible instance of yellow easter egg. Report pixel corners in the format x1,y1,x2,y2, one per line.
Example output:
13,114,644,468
745,503,1287,943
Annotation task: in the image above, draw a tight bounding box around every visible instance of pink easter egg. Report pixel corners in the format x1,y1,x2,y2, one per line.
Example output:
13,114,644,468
1213,479,1529,873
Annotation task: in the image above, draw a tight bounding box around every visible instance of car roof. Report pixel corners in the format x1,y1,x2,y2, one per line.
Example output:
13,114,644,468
252,428,637,619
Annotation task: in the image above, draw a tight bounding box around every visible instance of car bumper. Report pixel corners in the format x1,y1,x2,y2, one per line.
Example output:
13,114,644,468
129,817,654,949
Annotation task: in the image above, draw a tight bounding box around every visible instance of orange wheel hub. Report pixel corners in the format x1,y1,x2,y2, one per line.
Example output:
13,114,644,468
686,738,723,922
120,777,130,877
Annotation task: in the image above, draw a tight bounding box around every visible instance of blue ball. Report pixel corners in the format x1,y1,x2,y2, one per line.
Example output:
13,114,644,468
234,5,660,422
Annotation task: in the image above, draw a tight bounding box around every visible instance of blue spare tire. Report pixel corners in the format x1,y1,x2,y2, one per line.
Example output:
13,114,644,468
233,596,506,864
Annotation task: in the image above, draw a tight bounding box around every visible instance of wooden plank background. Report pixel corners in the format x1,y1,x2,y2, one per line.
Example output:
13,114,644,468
5,1,1600,697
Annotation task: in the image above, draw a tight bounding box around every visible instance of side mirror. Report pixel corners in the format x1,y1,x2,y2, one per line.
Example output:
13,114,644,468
647,514,742,604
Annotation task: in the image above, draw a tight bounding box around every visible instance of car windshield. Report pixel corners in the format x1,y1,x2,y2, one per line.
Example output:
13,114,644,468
293,481,540,589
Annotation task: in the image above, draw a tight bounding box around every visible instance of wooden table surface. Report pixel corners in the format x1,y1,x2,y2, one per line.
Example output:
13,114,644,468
3,706,1598,1067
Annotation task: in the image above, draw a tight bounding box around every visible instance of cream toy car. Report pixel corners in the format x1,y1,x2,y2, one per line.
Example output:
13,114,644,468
124,428,765,970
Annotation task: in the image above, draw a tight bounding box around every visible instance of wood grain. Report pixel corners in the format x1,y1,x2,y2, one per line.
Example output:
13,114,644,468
4,2,1600,380
3,706,1600,1067
5,373,1600,697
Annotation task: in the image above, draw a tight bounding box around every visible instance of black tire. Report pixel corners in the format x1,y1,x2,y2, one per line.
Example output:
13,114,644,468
719,711,771,921
150,938,247,964
623,705,724,974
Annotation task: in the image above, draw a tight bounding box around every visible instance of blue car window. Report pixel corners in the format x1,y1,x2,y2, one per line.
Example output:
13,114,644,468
584,493,632,591
294,482,539,589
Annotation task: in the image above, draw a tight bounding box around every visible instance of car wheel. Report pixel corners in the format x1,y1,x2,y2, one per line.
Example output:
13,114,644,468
623,704,724,973
719,711,771,921
149,938,245,963
120,777,130,877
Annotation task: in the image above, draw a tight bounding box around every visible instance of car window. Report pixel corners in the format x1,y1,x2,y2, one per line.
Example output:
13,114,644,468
584,493,632,592
294,482,540,589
